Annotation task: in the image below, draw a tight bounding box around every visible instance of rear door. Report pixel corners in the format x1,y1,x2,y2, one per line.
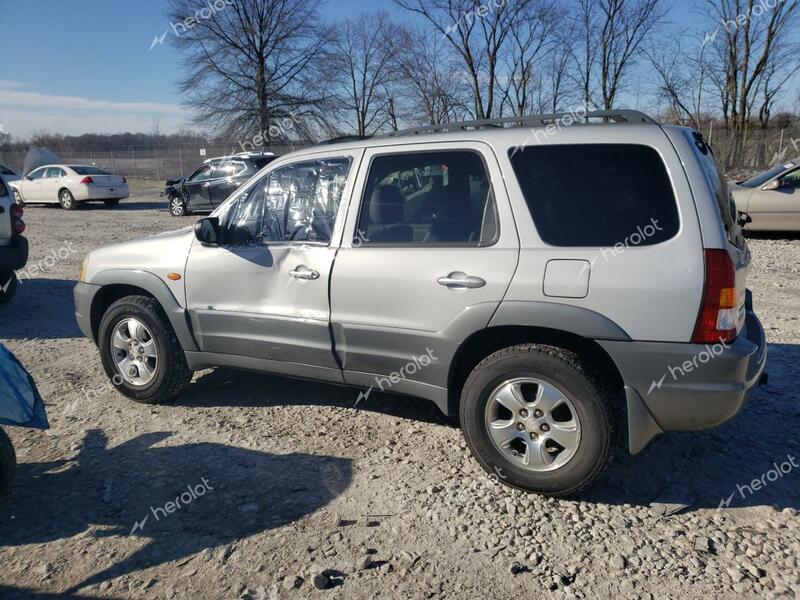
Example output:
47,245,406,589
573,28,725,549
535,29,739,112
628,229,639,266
42,167,66,201
330,142,519,389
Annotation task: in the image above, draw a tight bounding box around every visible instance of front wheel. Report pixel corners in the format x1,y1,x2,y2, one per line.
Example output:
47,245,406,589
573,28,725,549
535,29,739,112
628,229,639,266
98,295,192,404
460,344,618,497
0,272,18,304
169,196,189,217
59,189,78,210
0,427,16,498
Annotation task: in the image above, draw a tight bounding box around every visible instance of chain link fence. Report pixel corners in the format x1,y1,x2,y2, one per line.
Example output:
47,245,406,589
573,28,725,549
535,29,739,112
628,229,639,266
0,143,311,180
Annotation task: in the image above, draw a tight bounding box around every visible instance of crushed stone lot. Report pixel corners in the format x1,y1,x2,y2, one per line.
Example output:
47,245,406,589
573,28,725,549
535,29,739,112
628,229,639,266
0,180,798,599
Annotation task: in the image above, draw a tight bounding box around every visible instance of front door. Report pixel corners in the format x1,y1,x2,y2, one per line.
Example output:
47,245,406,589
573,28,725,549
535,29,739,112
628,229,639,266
183,164,214,211
330,142,520,390
21,167,47,202
184,150,363,374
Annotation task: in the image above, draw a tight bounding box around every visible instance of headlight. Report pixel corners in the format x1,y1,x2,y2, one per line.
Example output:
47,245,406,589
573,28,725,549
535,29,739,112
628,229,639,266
79,257,89,282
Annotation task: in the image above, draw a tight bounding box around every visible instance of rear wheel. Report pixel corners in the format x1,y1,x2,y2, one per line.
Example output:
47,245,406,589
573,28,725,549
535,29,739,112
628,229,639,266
460,344,618,497
0,272,18,304
0,427,16,498
98,295,192,404
59,189,78,210
104,198,120,208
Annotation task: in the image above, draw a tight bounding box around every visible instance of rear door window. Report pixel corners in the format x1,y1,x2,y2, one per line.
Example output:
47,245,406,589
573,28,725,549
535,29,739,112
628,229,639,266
508,144,680,247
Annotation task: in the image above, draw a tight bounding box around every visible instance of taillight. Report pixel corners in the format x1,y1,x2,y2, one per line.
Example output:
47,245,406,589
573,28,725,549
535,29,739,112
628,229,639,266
11,205,24,234
692,249,737,344
80,176,94,185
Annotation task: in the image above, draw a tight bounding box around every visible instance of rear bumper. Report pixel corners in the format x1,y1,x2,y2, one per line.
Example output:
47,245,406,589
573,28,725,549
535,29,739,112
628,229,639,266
600,291,767,452
74,282,102,342
74,185,130,201
0,236,28,272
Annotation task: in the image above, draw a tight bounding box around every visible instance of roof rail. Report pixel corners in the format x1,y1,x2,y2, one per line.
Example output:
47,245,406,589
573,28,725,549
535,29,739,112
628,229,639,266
318,135,372,145
385,110,657,138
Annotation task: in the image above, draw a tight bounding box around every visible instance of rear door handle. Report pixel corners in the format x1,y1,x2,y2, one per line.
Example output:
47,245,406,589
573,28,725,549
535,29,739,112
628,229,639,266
437,272,486,289
289,265,320,280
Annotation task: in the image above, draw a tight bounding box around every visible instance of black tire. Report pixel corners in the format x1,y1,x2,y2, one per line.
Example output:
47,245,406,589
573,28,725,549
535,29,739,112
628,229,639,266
169,196,189,217
59,189,78,210
104,198,120,208
459,344,619,497
98,295,192,404
12,189,24,207
0,427,16,498
0,271,18,304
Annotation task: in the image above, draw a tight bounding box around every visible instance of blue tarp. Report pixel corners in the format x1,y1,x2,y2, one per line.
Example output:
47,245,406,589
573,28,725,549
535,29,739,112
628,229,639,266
0,344,49,429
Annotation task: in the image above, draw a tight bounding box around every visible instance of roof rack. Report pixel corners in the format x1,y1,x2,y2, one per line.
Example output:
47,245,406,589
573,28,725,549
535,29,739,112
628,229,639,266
385,110,657,138
319,135,372,145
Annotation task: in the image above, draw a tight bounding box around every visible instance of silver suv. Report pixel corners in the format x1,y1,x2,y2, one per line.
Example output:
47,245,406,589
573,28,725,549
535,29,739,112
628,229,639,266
0,172,27,304
74,110,767,496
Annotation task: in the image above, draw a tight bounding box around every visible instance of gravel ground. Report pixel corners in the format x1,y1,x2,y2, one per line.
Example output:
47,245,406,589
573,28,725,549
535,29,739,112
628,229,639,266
0,180,798,600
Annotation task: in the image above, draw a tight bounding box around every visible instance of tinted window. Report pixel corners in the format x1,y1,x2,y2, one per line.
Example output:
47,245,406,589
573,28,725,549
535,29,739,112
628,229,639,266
356,151,497,246
780,168,800,188
253,156,277,169
222,157,351,246
70,166,110,175
509,144,679,247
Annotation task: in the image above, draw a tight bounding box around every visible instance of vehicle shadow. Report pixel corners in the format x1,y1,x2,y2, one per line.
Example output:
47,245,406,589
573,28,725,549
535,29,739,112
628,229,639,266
177,368,450,426
79,200,166,211
583,342,800,512
0,429,352,593
0,279,82,339
747,230,800,241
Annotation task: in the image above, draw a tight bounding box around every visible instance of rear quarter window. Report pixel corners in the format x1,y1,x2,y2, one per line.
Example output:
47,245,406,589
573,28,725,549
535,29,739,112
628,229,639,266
508,144,680,247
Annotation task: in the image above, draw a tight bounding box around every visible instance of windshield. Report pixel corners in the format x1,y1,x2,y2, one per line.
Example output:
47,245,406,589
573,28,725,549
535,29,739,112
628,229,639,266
740,162,794,188
70,166,111,175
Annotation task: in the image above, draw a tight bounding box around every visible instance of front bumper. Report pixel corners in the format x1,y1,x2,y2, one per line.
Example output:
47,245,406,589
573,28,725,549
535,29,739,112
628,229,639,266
600,291,768,452
0,236,29,272
74,281,102,342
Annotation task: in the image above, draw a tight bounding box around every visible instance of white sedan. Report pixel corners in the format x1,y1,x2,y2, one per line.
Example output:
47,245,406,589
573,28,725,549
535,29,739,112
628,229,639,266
15,164,129,210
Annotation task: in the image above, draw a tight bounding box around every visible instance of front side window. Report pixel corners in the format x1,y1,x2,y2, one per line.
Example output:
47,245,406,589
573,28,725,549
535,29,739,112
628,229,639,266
509,144,680,247
27,168,46,180
221,157,351,247
188,164,213,182
780,168,800,188
356,150,498,246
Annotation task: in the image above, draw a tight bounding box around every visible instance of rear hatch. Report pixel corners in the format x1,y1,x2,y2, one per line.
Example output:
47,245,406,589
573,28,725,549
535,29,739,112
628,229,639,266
685,131,750,334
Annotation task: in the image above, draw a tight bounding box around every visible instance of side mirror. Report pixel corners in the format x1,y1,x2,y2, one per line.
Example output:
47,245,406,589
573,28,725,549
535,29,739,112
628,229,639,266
762,179,781,191
194,217,220,246
738,211,753,227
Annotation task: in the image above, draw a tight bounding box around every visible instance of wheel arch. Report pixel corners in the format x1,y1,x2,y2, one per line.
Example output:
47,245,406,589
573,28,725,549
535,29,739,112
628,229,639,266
88,270,199,352
447,325,626,417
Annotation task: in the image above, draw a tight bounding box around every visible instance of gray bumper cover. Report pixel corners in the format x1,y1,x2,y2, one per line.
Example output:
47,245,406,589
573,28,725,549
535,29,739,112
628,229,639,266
600,292,767,453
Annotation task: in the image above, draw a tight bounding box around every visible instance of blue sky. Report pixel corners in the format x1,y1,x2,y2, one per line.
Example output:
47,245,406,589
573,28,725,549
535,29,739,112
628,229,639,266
0,0,714,137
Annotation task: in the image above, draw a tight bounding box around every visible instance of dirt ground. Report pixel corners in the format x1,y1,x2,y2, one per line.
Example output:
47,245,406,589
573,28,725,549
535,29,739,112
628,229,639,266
0,179,798,600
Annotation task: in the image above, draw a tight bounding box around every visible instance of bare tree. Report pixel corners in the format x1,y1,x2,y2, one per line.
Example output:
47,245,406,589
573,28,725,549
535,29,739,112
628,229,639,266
328,13,406,137
394,0,537,119
168,0,330,144
702,0,800,164
572,0,666,111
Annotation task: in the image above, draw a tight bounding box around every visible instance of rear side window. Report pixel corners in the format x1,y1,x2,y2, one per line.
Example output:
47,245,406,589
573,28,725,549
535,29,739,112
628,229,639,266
356,150,498,246
509,144,679,247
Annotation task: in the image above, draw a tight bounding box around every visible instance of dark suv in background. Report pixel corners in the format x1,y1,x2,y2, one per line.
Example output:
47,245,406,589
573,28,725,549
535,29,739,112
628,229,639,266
162,152,277,216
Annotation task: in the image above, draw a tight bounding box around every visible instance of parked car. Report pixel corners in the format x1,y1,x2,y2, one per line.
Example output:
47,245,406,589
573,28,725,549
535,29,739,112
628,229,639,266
0,172,27,303
15,164,129,210
74,111,767,496
161,152,276,217
731,158,800,231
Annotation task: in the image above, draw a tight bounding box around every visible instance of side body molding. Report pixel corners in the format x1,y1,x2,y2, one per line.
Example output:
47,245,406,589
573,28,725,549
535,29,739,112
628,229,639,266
489,301,631,341
90,269,199,352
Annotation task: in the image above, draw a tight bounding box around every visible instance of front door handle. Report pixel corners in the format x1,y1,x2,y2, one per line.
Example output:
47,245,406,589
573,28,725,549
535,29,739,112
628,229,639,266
289,265,320,280
437,272,486,289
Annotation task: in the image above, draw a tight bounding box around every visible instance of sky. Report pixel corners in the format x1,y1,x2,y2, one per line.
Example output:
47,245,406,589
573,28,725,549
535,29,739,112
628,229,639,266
0,0,714,138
